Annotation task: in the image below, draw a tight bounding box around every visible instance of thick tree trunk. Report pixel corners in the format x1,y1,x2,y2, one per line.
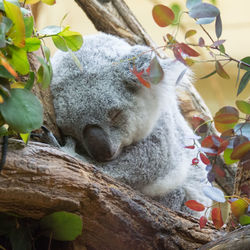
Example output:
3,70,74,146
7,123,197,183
0,139,218,250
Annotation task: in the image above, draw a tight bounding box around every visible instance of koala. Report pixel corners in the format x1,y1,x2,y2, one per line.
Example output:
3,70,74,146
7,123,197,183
51,33,211,214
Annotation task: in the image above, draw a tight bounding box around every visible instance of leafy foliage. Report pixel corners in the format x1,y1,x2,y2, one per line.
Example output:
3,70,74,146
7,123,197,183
0,0,83,142
0,211,82,249
150,0,250,94
150,0,250,230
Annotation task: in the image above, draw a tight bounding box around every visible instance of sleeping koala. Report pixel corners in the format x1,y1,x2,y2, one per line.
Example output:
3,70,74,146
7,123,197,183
51,33,211,214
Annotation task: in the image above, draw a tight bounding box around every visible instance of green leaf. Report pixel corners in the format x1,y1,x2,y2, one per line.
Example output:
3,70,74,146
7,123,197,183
219,44,225,54
0,65,15,79
223,148,238,165
41,0,56,5
0,88,43,133
237,71,250,96
215,61,230,79
0,17,13,48
215,14,222,38
38,25,61,36
36,56,52,88
19,0,40,4
189,3,220,19
4,0,25,48
40,211,83,241
24,37,41,52
25,72,35,90
171,3,181,25
52,35,68,51
24,16,34,38
20,132,30,144
239,215,250,225
42,45,50,61
185,29,197,39
236,100,250,114
149,56,164,85
8,46,30,75
200,69,216,79
186,0,202,9
58,28,83,51
239,57,250,71
152,4,175,27
230,199,248,218
68,49,83,71
0,0,19,11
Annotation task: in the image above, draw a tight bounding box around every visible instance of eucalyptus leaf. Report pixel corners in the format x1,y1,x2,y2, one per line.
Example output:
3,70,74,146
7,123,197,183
38,25,61,36
40,211,83,241
0,65,15,79
215,14,222,38
24,16,34,38
25,37,41,52
149,56,164,85
239,57,250,71
196,17,215,24
8,46,30,75
186,0,202,9
52,35,68,52
237,71,250,96
189,3,220,19
36,56,52,88
203,186,225,202
0,88,43,133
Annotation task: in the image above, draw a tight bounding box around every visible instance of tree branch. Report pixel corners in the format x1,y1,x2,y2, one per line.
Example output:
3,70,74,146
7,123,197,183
0,139,218,249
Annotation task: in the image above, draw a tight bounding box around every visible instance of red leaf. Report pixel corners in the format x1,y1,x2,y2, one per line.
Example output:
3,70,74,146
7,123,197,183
152,4,175,27
178,43,200,57
185,145,195,149
191,116,208,135
199,153,210,165
130,66,151,88
185,200,205,211
192,158,199,165
211,207,224,229
217,139,229,154
231,141,250,160
173,46,186,64
199,216,208,229
215,61,230,79
214,106,239,124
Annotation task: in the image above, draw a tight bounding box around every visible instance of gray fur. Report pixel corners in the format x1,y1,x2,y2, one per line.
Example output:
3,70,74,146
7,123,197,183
51,33,211,214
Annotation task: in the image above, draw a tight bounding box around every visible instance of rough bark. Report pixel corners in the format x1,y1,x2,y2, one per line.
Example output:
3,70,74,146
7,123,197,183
0,139,218,250
199,225,250,250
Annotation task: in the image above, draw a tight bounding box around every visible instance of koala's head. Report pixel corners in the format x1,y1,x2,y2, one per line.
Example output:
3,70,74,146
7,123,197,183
51,33,177,162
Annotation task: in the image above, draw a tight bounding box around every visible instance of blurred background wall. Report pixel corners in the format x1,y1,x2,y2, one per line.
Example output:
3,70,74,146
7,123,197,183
34,0,250,114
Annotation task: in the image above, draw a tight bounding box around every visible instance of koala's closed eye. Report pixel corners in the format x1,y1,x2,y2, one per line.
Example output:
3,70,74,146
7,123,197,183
123,80,140,93
108,108,124,125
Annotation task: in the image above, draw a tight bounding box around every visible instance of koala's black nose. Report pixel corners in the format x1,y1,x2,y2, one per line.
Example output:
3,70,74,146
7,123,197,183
82,125,116,162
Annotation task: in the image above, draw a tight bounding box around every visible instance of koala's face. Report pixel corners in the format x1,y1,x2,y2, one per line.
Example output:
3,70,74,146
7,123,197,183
51,34,164,162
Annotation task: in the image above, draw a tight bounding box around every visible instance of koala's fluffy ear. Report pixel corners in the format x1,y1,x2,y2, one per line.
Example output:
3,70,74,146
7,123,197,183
120,45,154,90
